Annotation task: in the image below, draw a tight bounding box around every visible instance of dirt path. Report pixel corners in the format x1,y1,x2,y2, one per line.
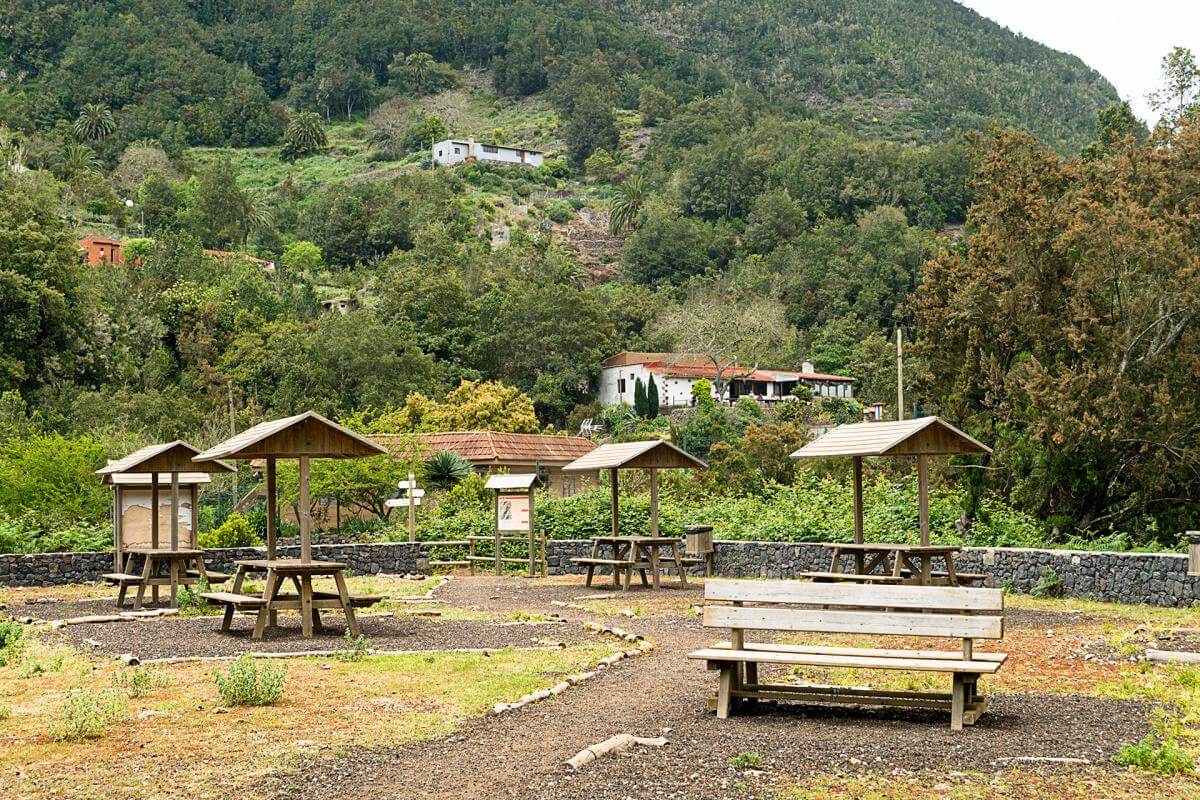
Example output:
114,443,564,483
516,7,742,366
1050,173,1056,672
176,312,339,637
271,577,1150,800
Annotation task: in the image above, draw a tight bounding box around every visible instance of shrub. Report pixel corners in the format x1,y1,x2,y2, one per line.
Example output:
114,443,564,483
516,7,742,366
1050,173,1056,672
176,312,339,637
0,620,25,666
176,577,218,616
112,666,168,698
422,450,473,490
545,201,574,224
1031,568,1064,598
198,514,262,549
336,628,370,662
213,654,286,706
1116,734,1195,774
47,685,127,741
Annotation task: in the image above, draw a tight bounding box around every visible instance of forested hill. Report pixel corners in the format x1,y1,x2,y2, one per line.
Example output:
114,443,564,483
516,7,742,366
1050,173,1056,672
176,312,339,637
2,0,1116,151
620,0,1120,150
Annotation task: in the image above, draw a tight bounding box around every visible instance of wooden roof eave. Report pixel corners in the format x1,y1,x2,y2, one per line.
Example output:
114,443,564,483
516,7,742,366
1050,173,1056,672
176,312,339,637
790,416,992,460
97,441,235,476
563,439,707,472
193,412,388,462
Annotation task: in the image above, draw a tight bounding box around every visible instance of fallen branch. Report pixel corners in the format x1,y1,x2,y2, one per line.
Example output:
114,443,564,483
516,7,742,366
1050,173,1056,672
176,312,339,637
1146,648,1200,664
565,734,669,771
136,644,566,666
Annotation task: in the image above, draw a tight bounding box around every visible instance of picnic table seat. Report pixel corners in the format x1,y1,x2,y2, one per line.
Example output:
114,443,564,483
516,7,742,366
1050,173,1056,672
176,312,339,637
102,572,144,585
312,590,384,609
186,569,231,583
688,579,1007,730
799,571,905,583
201,591,269,632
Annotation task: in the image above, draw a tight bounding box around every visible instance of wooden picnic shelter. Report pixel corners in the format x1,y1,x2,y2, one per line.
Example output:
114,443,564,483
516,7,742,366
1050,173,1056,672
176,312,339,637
96,441,235,608
791,416,992,585
192,412,388,638
563,440,707,589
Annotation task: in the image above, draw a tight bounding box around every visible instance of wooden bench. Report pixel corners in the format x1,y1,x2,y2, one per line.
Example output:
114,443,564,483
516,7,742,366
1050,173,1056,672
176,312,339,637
186,569,231,584
102,572,145,608
200,591,268,632
572,557,636,587
688,579,1007,730
799,571,905,584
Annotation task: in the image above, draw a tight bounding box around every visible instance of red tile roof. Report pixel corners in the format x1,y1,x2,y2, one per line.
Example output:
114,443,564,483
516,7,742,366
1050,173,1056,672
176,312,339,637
644,361,853,383
370,431,597,466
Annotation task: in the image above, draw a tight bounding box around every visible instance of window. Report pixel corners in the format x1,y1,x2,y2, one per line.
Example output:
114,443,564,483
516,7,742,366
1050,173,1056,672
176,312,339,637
437,149,442,157
563,475,578,497
454,146,461,154
618,378,627,394
482,144,499,154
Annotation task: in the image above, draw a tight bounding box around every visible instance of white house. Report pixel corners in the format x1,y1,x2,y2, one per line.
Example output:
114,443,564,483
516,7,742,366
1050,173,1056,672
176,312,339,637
432,137,545,168
598,352,854,409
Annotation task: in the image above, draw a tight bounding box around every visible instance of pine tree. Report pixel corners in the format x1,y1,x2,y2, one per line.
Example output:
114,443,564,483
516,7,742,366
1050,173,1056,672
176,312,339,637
646,374,660,418
633,377,647,417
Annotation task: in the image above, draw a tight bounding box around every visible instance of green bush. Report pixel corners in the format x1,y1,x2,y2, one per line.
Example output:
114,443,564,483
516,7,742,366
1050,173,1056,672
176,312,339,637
1031,568,1064,598
0,620,25,666
545,201,574,224
47,685,127,741
729,751,763,769
213,654,286,706
198,513,262,549
111,666,168,698
0,434,113,530
1116,734,1195,774
0,512,112,554
336,628,370,662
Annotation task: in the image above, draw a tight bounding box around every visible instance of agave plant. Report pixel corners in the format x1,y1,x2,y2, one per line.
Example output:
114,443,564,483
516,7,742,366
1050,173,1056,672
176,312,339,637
73,103,116,141
423,450,473,490
608,174,647,234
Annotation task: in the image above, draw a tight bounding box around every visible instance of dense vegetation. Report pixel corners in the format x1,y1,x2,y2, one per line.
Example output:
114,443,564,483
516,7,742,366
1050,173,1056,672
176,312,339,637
0,0,1196,553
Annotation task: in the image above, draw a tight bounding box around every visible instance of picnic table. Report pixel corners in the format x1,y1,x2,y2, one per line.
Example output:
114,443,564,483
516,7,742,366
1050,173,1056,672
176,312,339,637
206,558,363,639
574,535,690,590
106,546,227,610
805,542,982,586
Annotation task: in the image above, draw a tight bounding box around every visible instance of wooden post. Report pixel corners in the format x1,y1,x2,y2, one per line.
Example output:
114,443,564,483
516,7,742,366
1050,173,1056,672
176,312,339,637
150,473,160,603
113,487,122,573
896,328,904,421
407,471,416,543
917,454,930,547
299,455,311,563
649,468,659,537
852,456,864,545
170,472,180,550
527,487,536,578
610,467,619,537
266,458,277,560
493,491,501,577
189,485,198,549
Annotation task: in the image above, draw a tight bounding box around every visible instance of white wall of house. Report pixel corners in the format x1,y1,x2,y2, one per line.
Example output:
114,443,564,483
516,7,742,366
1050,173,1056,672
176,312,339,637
600,364,852,409
599,364,654,406
432,139,544,168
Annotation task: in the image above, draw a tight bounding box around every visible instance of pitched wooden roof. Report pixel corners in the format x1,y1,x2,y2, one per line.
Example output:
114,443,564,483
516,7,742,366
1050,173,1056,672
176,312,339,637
563,439,707,472
791,416,991,459
373,431,597,465
484,473,545,490
96,441,234,478
193,412,388,461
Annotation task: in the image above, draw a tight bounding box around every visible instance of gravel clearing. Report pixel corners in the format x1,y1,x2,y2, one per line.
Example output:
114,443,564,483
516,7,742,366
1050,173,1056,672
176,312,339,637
266,576,1152,800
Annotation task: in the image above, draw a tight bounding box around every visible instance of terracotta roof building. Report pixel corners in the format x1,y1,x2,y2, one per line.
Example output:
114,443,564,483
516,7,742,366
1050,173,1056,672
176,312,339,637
370,431,600,497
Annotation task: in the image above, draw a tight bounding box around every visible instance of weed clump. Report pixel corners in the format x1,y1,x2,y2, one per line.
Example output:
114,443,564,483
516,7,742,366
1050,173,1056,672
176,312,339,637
213,654,286,706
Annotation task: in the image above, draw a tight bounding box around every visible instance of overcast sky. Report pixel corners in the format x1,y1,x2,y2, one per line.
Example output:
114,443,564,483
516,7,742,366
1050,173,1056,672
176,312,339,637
957,1,1200,123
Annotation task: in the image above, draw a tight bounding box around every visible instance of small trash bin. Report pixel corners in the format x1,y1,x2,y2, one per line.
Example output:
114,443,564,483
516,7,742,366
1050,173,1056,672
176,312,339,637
685,525,714,556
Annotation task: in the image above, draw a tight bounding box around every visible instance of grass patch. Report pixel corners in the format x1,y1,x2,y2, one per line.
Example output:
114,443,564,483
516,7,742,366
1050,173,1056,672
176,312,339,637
47,684,127,741
213,654,287,707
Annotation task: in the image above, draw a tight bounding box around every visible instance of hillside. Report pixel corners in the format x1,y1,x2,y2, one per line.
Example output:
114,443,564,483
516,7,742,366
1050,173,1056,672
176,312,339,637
1,0,1117,151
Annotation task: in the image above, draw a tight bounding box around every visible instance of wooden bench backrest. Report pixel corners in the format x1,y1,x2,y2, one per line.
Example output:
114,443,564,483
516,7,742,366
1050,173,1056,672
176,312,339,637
703,579,1004,640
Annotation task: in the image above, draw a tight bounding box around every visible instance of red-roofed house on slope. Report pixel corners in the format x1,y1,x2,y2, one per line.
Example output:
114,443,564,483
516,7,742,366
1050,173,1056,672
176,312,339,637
370,431,600,498
598,352,854,409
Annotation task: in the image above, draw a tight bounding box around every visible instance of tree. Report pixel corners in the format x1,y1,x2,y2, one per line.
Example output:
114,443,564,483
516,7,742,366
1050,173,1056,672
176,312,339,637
57,142,100,177
73,103,115,141
608,175,647,234
423,449,472,490
1148,46,1200,130
281,241,323,273
633,376,647,416
280,111,327,161
237,190,273,249
186,159,245,248
651,286,791,399
137,172,181,233
646,374,660,418
914,123,1200,541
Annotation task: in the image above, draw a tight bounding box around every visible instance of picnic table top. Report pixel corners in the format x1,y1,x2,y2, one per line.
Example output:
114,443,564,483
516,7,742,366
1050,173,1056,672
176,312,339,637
124,546,205,557
823,542,962,554
233,558,348,573
591,535,682,545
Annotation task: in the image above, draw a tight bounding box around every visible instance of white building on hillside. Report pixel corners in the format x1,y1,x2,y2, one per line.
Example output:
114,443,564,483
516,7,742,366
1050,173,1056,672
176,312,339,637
598,352,854,409
433,138,544,168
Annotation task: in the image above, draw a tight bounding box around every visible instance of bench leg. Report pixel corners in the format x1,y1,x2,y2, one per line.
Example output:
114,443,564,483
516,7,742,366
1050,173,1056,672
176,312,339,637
716,664,735,719
584,565,594,587
221,604,235,633
951,673,965,730
743,661,758,708
334,571,360,638
116,582,129,609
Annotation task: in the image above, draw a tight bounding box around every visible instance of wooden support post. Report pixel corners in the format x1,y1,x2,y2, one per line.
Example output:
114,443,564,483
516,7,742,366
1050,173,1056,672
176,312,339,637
917,454,930,548
494,491,501,577
150,473,160,603
169,471,181,606
299,456,311,563
469,536,476,576
113,487,122,573
852,456,864,545
265,458,277,560
407,470,416,543
189,485,198,549
896,327,904,421
527,487,536,578
610,467,619,537
649,467,659,537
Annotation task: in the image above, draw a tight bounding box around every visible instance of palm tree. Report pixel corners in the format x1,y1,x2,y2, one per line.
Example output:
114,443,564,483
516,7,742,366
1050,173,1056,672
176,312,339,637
73,103,116,141
423,450,472,490
281,111,327,161
59,142,102,176
238,190,274,249
405,52,435,94
608,174,647,234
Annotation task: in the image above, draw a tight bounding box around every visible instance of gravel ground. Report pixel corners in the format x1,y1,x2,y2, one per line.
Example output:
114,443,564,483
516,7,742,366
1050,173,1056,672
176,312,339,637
267,576,1152,800
45,612,585,660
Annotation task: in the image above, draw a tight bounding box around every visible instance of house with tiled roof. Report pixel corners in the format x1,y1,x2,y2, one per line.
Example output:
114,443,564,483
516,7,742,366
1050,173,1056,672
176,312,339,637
599,352,854,409
370,431,599,497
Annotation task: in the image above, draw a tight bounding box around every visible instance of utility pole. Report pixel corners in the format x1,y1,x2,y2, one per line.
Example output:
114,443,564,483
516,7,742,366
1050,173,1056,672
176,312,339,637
896,328,905,421
228,383,238,508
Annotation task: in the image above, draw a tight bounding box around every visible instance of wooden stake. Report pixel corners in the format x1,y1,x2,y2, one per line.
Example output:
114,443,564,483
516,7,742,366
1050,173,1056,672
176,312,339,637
852,456,864,545
266,458,277,560
918,454,930,547
649,468,659,537
299,456,311,563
